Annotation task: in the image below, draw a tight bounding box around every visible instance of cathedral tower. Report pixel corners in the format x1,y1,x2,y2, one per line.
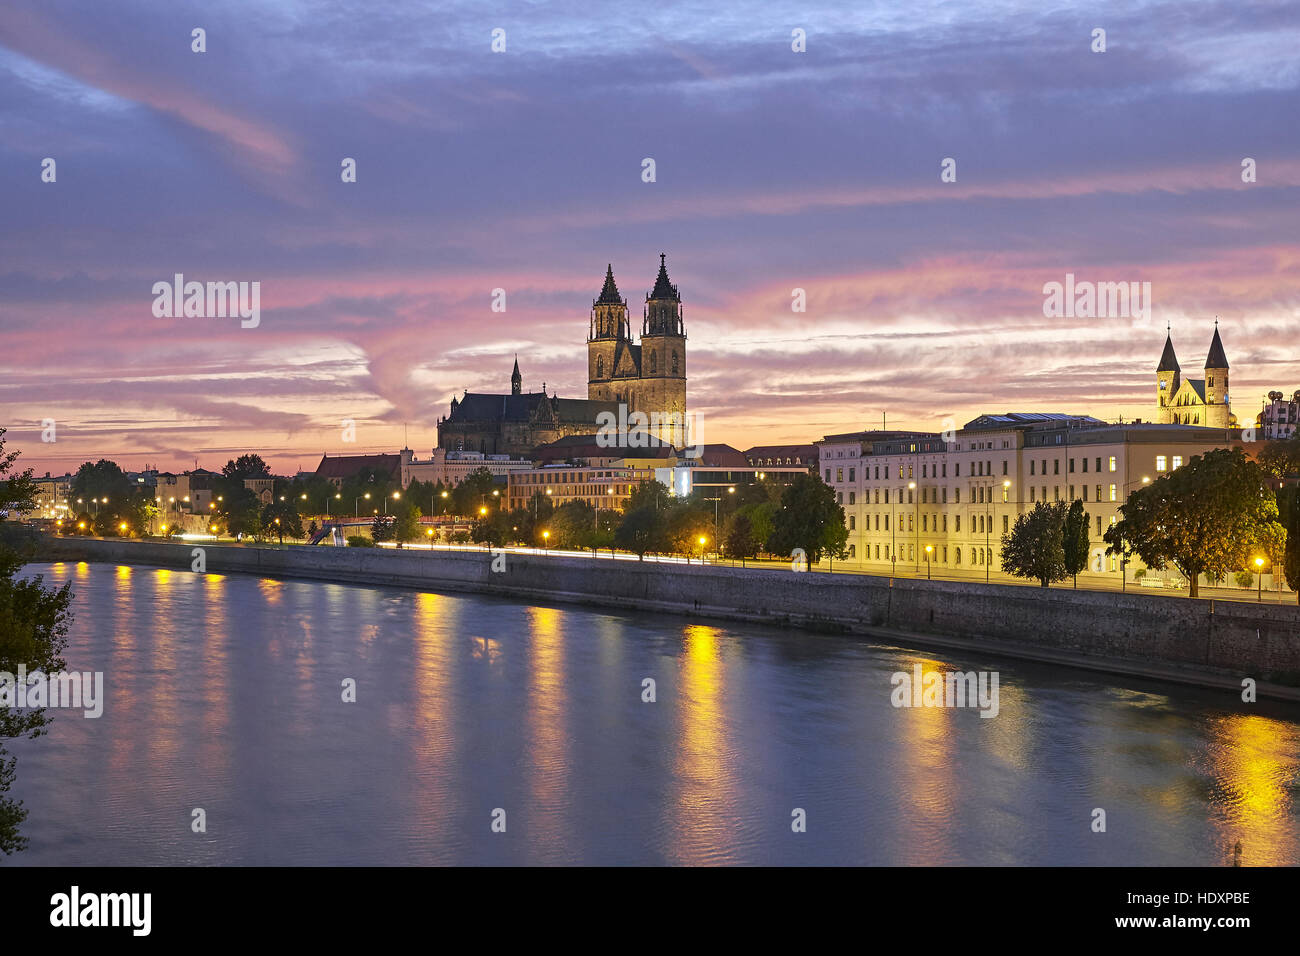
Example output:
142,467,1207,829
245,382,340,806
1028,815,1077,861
588,264,629,399
1156,328,1180,423
639,254,688,446
1203,322,1230,428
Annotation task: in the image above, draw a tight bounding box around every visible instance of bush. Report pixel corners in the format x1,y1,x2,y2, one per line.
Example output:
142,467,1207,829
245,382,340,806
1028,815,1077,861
347,535,375,548
1133,568,1146,580
1235,570,1254,588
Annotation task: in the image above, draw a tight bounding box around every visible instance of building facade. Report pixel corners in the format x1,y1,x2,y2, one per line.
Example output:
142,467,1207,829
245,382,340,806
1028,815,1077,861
399,447,535,488
820,414,1237,583
1155,324,1235,428
587,256,688,448
506,464,654,513
1259,390,1300,440
437,357,619,458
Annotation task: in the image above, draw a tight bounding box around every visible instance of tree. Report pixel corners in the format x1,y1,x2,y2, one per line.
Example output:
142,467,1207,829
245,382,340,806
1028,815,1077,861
1284,485,1300,605
221,454,271,480
615,506,668,560
1002,500,1068,587
626,479,671,513
0,430,74,853
471,509,511,549
1103,448,1284,598
1063,498,1090,588
1256,438,1300,479
550,501,596,551
723,510,760,563
392,501,423,548
765,473,847,565
451,468,498,517
219,487,263,539
370,514,395,543
261,500,303,544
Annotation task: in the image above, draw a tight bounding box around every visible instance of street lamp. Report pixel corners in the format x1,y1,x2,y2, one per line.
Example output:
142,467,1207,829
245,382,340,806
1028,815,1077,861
925,544,933,579
542,529,550,553
1255,557,1265,602
355,492,371,517
698,535,708,565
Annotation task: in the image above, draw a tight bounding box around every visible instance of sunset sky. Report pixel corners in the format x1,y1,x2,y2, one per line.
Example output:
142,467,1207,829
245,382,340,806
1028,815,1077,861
2,0,1298,476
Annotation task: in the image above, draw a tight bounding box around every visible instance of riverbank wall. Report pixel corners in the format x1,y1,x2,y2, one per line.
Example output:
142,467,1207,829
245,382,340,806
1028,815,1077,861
33,536,1300,698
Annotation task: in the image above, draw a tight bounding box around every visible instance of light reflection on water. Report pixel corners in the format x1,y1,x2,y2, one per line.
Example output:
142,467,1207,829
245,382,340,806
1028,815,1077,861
7,561,1300,866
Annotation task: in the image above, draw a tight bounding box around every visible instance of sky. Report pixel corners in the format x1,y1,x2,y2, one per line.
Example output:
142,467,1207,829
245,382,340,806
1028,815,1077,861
2,0,1298,476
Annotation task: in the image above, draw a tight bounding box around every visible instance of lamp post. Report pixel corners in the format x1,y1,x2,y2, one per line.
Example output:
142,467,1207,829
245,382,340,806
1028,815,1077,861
925,544,933,579
542,529,550,553
355,492,370,516
1256,557,1265,602
698,535,708,565
385,490,401,515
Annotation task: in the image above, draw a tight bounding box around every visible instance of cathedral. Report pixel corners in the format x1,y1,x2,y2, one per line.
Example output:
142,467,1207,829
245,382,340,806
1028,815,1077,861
587,255,688,447
436,256,689,456
1155,323,1235,428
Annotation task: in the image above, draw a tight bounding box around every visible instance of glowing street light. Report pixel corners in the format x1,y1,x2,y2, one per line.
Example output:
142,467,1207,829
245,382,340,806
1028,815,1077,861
542,529,550,552
925,544,933,579
1255,556,1266,602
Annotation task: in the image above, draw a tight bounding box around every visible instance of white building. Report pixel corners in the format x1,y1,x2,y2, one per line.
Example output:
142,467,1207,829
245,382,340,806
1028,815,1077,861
819,413,1240,584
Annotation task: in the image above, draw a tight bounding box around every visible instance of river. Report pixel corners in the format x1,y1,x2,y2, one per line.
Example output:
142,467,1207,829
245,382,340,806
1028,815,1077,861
6,560,1299,865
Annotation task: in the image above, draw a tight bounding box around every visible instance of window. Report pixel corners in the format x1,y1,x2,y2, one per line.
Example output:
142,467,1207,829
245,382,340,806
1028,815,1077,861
1031,460,1036,475
1069,485,1075,500
874,466,880,479
1096,484,1102,500
943,546,948,562
1054,460,1060,475
649,352,657,374
825,468,831,481
1082,485,1089,501
885,515,890,531
1108,456,1117,472
885,466,890,479
1096,516,1102,535
1002,461,1008,475
848,492,856,505
596,356,605,378
1082,458,1088,473
943,488,948,503
955,515,961,532
1156,455,1167,472
922,515,928,532
1030,487,1036,501
836,468,843,482
1069,458,1075,473
875,489,880,504
848,544,856,558
1109,484,1117,502
955,489,960,503
849,468,855,482
908,515,913,532
1054,486,1060,501
942,515,948,532
1172,456,1183,469
908,490,913,504
1096,457,1102,472
922,464,927,478
849,516,856,530
875,514,879,530
671,352,679,375
885,490,890,504
942,464,948,477
956,547,962,565
875,545,880,559
1002,515,1009,533
908,465,914,479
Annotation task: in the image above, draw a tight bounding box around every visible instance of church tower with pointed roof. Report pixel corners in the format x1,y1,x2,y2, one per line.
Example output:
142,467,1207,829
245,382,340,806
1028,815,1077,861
1155,324,1234,429
587,256,689,448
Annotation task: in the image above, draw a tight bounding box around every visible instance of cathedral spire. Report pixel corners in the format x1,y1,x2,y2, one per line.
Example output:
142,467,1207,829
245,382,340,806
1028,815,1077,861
511,354,521,395
648,252,679,302
1205,323,1229,369
1157,330,1180,372
596,264,623,305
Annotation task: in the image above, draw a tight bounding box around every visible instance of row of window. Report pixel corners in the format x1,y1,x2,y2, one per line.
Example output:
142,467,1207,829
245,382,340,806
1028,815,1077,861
829,454,1185,486
858,543,995,565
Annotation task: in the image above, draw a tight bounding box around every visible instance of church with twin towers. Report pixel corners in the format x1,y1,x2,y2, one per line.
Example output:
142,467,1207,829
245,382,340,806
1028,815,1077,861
435,255,689,456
